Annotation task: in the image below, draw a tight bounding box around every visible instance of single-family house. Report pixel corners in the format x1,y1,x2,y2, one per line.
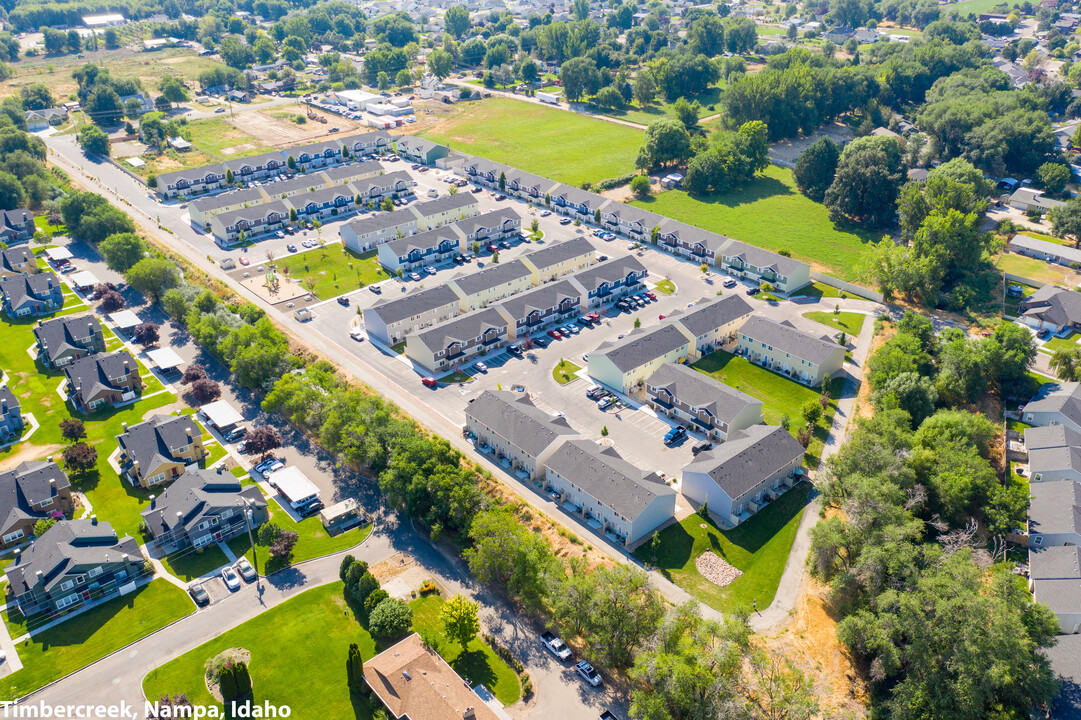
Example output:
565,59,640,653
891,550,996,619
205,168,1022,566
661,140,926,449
666,295,754,360
33,315,105,368
588,324,693,393
1,272,63,318
543,439,676,547
1029,545,1081,634
519,237,596,284
1022,382,1081,435
116,414,207,489
1025,425,1081,484
394,135,450,165
718,241,811,295
140,466,267,550
1028,480,1081,548
1018,286,1081,334
25,107,68,131
736,316,844,387
464,390,577,480
0,460,72,547
681,424,805,526
0,209,35,244
1,246,36,278
1009,188,1065,213
495,279,582,339
645,363,762,442
363,285,461,346
378,226,460,273
4,518,143,618
447,260,533,312
405,307,508,373
1010,235,1081,267
0,385,22,441
63,351,142,413
567,256,648,308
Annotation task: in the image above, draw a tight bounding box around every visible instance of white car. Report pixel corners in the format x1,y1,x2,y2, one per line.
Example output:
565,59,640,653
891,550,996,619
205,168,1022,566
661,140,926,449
349,328,365,341
723,278,737,288
475,361,488,372
221,566,241,591
235,557,257,582
575,660,602,687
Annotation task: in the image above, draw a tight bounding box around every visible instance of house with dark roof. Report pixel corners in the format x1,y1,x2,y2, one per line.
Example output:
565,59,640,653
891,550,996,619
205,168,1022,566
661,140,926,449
519,236,595,284
1029,545,1081,634
502,168,560,201
666,295,754,360
681,425,805,526
378,226,460,273
348,170,413,204
600,203,665,242
33,315,105,368
394,135,450,165
405,307,508,373
282,139,342,170
646,363,763,442
363,285,460,345
140,466,267,551
337,130,392,156
0,385,22,441
543,439,676,546
718,241,811,295
495,279,582,340
4,518,143,617
1017,285,1081,334
0,246,36,279
547,184,608,219
1023,382,1081,435
464,390,577,479
567,256,648,308
461,158,512,188
656,219,729,264
209,200,290,244
588,324,693,393
188,186,270,228
1025,425,1081,484
1,272,63,318
0,209,34,244
0,460,72,548
156,165,226,199
1044,634,1081,720
1029,480,1081,548
63,351,142,413
1010,235,1081,269
220,151,287,183
285,186,356,222
340,208,420,252
447,260,533,312
736,315,845,387
451,208,522,245
116,414,207,489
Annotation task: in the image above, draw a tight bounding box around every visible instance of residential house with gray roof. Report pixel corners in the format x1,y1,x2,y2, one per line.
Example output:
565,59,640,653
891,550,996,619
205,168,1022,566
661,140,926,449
1,272,63,318
600,203,665,242
502,168,560,201
1010,234,1081,268
666,295,754,360
155,165,226,199
1018,285,1081,335
1025,425,1081,484
736,316,844,387
140,466,267,551
1023,382,1081,435
378,226,460,273
0,246,36,279
0,209,34,244
645,363,762,442
1029,545,1081,634
543,439,676,547
0,460,72,548
349,170,414,205
547,184,608,219
363,285,461,345
567,256,648,307
464,390,577,480
0,386,21,441
63,351,142,413
116,414,207,489
656,219,729,263
286,186,356,222
1029,480,1081,548
33,315,105,368
520,237,595,284
282,139,343,169
494,279,582,339
405,307,508,373
337,130,392,156
209,200,290,244
681,425,805,526
447,260,533,312
452,208,521,245
461,158,512,188
588,324,693,393
340,208,420,252
718,240,811,295
394,135,449,165
4,518,143,617
220,151,287,181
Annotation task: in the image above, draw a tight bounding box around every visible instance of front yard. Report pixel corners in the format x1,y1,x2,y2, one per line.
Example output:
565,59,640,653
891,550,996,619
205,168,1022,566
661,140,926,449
995,252,1081,287
0,579,193,698
802,311,866,337
636,483,812,613
272,245,389,300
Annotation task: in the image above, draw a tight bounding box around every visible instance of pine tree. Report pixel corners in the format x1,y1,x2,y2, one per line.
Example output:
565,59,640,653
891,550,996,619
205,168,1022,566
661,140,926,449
218,665,237,702
233,661,252,698
346,643,364,693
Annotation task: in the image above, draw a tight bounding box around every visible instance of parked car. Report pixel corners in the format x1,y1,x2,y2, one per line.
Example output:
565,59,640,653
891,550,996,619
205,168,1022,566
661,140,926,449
474,361,488,372
224,426,247,442
597,396,616,410
337,296,350,306
577,316,593,326
560,217,573,225
286,244,297,252
745,287,761,296
486,243,499,252
410,272,422,281
532,336,549,348
540,631,573,661
587,313,600,322
664,426,687,445
692,441,714,456
239,257,250,266
221,566,241,591
235,557,256,582
421,376,438,388
541,210,551,217
189,582,210,605
349,328,365,341
575,660,602,687
369,284,382,294
507,343,523,357
299,499,324,518
723,278,737,289
586,386,605,400
255,457,284,476
645,291,657,300
1037,327,1051,338
547,329,562,339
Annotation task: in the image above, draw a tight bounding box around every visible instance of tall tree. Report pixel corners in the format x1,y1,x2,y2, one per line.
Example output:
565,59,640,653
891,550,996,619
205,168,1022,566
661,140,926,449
440,594,480,649
793,136,839,202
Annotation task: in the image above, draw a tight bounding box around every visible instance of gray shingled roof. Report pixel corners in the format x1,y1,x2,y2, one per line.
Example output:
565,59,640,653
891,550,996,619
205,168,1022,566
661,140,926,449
545,439,673,521
522,237,595,272
450,259,531,297
1044,634,1081,720
739,315,840,365
504,167,559,194
657,219,731,253
140,465,266,539
321,160,382,182
1029,480,1081,537
1025,424,1081,451
157,164,225,188
221,151,285,173
569,256,647,293
602,203,664,228
262,173,327,197
366,285,460,325
453,208,520,236
383,226,459,257
412,307,506,354
0,461,70,537
682,425,804,498
722,240,807,277
1024,382,1081,430
414,192,478,218
33,315,102,365
0,385,18,416
349,170,412,195
1019,285,1081,329
289,185,355,207
342,207,418,235
465,390,576,458
592,324,690,373
337,130,391,150
116,414,199,476
1,247,34,273
646,363,761,425
215,200,289,227
1030,545,1081,616
496,279,581,322
5,519,140,596
63,351,137,401
666,295,753,338
549,184,607,212
395,135,445,157
1,272,60,309
190,186,267,213
1012,235,1081,265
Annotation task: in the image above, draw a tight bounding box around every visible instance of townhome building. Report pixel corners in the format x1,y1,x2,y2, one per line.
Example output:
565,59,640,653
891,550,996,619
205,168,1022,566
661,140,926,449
1,246,37,279
655,219,729,263
33,315,106,368
718,241,811,295
188,186,270,229
349,170,414,204
157,165,226,199
543,439,676,547
681,424,806,526
519,237,596,284
502,168,559,201
0,209,35,244
405,307,508,373
1024,425,1081,484
286,186,356,222
452,208,521,246
547,183,608,220
378,226,460,273
461,158,512,189
464,390,577,480
320,160,384,187
394,135,450,165
363,285,461,346
1,272,63,317
140,466,268,551
1017,285,1081,335
1022,382,1081,434
220,151,287,183
4,518,143,618
283,139,343,170
447,260,533,312
413,193,478,230
1028,545,1081,634
1029,480,1081,548
665,295,754,360
209,200,290,244
116,414,207,489
0,385,22,441
63,351,142,412
567,256,648,308
337,130,392,156
645,363,762,442
494,279,582,340
0,460,72,547
588,324,693,394
736,316,844,387
341,208,420,252
600,204,665,242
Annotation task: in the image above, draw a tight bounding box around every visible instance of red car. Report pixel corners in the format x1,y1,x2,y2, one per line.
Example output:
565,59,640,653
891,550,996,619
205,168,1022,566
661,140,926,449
547,329,562,339
421,376,437,388
646,291,657,300
658,314,667,320
587,313,600,321
486,243,499,252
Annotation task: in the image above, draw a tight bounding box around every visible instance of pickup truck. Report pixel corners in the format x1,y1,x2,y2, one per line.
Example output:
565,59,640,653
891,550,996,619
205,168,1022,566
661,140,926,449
600,712,621,720
540,631,572,661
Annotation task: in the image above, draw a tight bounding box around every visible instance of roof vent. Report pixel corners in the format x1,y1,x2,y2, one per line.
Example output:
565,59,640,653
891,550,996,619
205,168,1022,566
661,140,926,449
90,514,97,524
402,671,412,681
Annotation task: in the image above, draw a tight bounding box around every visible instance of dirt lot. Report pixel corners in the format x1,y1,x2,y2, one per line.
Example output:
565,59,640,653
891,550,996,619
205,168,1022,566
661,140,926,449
769,122,856,165
227,107,360,148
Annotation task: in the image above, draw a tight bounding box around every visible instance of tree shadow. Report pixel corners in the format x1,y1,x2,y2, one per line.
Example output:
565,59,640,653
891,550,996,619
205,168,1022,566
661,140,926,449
451,647,497,691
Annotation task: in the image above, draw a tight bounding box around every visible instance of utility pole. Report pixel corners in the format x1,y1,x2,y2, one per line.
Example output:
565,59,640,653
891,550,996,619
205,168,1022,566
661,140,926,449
241,498,259,588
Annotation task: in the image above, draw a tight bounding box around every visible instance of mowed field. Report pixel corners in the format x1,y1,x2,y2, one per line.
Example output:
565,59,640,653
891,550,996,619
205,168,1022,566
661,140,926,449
421,97,642,187
631,165,887,281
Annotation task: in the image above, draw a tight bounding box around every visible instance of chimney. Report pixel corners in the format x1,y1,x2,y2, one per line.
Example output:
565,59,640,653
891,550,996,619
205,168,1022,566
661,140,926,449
13,548,20,563
90,514,97,525
35,569,43,583
1,399,6,412
149,494,155,509
402,671,412,681
464,708,476,719
185,427,193,440
121,422,127,430
46,455,52,463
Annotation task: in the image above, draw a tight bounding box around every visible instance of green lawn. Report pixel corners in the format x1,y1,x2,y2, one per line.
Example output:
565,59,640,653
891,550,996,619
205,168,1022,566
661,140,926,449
692,351,845,468
1004,280,1039,318
409,595,521,706
1,580,193,698
0,304,176,540
792,281,843,299
654,279,676,295
995,252,1076,286
159,545,230,582
438,370,474,384
553,359,581,385
421,97,643,186
636,483,812,613
945,0,1009,16
184,117,268,158
143,582,380,720
1039,332,1079,355
802,311,866,337
273,245,389,300
3,605,29,639
588,86,724,127
631,165,887,281
33,215,67,236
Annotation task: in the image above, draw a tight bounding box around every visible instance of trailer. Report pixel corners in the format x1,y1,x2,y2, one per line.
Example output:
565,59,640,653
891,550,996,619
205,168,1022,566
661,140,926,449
537,92,560,104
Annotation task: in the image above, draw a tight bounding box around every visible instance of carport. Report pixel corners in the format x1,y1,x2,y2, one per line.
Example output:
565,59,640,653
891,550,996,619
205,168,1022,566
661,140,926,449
108,310,141,335
201,399,244,431
44,247,73,267
146,347,184,373
69,269,100,291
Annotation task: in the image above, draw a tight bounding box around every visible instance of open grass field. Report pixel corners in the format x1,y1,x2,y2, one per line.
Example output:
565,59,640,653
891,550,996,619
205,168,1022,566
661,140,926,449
421,97,643,187
631,165,887,281
409,594,520,705
692,350,844,468
143,582,380,720
272,245,389,300
636,482,811,613
1,579,193,698
793,281,844,299
943,0,1008,16
802,311,866,337
0,292,177,540
995,252,1080,286
588,86,724,127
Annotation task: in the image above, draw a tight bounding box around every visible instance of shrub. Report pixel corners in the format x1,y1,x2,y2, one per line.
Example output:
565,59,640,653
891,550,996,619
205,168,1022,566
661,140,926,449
368,598,412,639
364,588,390,612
